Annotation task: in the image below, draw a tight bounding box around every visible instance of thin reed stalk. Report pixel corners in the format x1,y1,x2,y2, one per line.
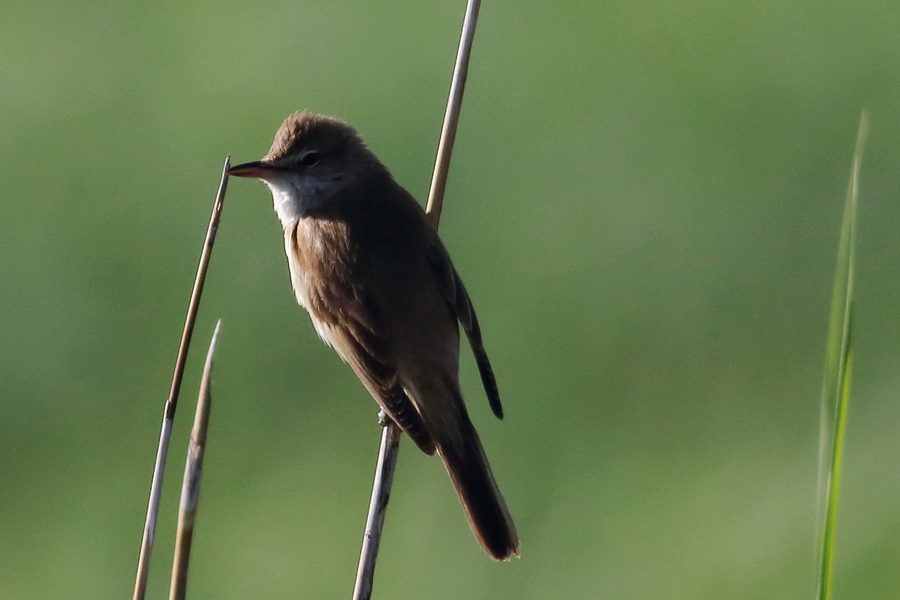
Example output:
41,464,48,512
133,158,230,600
169,320,222,600
352,2,482,598
815,113,867,600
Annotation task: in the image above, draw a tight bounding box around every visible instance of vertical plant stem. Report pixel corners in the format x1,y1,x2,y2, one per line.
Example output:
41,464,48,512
819,348,853,600
425,0,481,228
815,113,867,600
169,320,221,600
352,2,481,598
351,420,401,600
133,158,230,600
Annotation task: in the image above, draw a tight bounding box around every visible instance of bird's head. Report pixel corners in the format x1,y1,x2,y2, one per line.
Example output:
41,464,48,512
228,111,382,225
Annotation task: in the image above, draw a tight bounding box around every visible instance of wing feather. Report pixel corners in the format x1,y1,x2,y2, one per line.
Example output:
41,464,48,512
426,234,503,419
289,221,436,453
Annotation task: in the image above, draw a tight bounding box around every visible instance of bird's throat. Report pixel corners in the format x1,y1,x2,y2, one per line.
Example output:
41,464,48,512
265,175,343,227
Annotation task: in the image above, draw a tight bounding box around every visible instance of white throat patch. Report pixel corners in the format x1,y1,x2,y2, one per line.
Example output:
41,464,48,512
263,174,344,227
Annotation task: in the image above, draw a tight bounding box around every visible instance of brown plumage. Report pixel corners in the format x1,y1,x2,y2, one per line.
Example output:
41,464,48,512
228,111,518,560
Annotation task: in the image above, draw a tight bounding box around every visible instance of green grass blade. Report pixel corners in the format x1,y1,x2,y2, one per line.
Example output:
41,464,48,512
815,112,867,600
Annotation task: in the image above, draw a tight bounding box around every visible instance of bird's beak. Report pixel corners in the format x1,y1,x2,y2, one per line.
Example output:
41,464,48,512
226,160,283,179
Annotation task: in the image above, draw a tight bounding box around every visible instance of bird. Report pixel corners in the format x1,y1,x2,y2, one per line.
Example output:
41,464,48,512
227,111,519,560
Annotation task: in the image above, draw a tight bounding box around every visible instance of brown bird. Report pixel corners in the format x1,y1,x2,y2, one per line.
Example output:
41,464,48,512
227,111,519,560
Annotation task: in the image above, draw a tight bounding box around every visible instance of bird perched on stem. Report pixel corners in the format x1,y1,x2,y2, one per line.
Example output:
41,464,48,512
227,111,519,560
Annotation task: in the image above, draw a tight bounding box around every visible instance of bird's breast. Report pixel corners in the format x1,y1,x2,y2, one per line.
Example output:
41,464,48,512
283,218,357,350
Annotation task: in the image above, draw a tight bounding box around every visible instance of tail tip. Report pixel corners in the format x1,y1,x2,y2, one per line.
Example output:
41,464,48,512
494,549,521,562
484,535,521,561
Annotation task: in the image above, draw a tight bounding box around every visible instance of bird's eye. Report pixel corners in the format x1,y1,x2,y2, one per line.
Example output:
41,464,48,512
300,151,321,167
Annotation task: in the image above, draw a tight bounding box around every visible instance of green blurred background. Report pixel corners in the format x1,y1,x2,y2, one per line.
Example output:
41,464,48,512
3,0,900,598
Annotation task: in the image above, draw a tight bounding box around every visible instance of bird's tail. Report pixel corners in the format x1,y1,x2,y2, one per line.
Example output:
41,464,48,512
436,417,520,561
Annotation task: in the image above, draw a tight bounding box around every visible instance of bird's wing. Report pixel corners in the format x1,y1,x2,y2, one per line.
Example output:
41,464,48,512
289,223,436,454
426,234,503,419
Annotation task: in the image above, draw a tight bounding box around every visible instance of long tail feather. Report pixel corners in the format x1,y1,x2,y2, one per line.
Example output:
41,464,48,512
437,418,519,560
